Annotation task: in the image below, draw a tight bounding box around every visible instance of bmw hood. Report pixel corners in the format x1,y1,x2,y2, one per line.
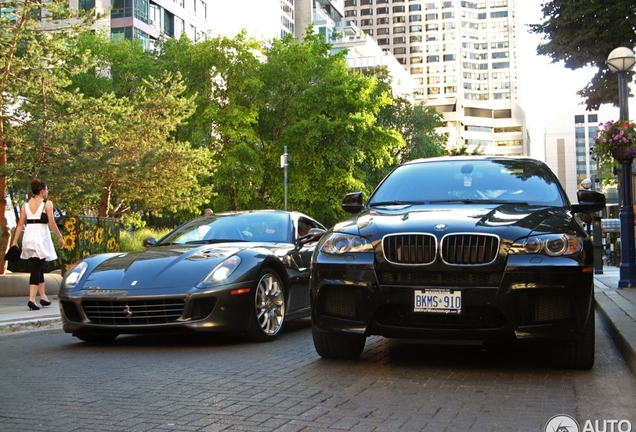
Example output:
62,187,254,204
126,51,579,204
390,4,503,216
79,244,248,290
343,204,573,241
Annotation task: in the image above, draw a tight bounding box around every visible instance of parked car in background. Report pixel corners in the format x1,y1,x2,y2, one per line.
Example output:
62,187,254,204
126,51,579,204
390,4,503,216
310,157,605,369
59,210,325,343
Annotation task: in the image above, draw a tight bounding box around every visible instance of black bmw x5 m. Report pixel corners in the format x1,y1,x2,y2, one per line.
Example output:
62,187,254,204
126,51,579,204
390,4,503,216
309,156,605,369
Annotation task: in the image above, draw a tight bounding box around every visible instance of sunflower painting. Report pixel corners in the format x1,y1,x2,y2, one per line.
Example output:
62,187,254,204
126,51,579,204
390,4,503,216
59,216,121,275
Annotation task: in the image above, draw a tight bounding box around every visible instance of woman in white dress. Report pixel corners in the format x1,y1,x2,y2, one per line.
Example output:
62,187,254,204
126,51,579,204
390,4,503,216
11,180,65,310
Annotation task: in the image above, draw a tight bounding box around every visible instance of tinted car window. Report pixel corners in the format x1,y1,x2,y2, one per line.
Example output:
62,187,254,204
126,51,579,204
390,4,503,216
369,159,565,206
159,212,293,244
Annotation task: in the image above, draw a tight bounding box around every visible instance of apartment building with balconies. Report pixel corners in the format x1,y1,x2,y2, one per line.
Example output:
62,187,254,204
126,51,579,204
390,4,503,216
342,0,526,155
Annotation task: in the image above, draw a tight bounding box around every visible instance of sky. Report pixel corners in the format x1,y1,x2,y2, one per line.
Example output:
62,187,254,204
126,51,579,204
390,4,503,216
516,1,635,160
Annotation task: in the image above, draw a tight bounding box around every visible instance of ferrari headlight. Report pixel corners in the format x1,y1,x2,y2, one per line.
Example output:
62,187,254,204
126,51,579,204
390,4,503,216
320,233,372,254
199,255,242,286
513,234,583,256
63,261,88,289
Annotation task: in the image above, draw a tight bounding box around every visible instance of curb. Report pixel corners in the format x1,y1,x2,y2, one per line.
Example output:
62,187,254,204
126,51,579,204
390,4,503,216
0,318,61,335
595,293,636,379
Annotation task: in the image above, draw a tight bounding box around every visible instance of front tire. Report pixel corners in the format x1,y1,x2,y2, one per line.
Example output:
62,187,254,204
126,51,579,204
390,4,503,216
551,310,595,369
247,269,286,342
312,326,366,359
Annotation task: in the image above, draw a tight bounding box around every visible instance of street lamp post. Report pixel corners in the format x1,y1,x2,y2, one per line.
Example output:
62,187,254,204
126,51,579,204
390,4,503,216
607,47,636,287
280,146,288,211
581,178,604,274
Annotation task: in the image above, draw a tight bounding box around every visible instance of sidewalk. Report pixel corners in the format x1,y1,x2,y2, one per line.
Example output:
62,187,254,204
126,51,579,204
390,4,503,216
1,269,635,377
592,266,636,377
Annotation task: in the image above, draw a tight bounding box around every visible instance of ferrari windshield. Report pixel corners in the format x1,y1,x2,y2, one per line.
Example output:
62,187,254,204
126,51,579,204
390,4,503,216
157,212,293,245
369,159,567,207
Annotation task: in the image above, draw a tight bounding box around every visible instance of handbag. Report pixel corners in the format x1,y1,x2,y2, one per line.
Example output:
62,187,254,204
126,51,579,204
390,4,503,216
5,245,22,262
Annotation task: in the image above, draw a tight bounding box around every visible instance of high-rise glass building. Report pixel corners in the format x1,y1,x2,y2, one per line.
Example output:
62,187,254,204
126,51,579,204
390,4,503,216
69,0,210,50
544,106,619,204
342,0,526,155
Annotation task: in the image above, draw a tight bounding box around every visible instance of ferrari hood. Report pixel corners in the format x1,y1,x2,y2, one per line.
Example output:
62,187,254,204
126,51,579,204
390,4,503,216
80,244,246,290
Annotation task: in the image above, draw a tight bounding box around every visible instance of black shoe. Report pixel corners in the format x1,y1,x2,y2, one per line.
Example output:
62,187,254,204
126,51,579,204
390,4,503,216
40,299,51,307
27,301,40,311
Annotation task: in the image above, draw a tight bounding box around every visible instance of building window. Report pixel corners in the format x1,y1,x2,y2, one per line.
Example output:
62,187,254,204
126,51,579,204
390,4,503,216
345,0,357,6
79,0,95,10
575,115,585,124
377,7,389,14
394,36,406,43
377,28,390,35
393,15,405,23
360,19,373,26
394,47,407,54
410,25,422,32
409,4,421,11
410,35,423,42
393,6,405,13
588,114,598,123
427,55,440,62
492,62,509,69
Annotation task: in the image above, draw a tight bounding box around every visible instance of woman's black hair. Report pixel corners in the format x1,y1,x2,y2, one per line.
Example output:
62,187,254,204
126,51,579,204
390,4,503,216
30,179,47,195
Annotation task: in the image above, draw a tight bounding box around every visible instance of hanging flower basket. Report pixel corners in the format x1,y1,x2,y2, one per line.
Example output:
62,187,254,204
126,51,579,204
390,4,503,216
591,120,636,166
610,143,635,162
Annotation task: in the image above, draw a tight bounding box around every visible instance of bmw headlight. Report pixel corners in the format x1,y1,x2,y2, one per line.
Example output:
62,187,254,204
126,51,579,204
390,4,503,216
63,261,88,289
512,234,583,256
320,233,372,254
198,255,242,287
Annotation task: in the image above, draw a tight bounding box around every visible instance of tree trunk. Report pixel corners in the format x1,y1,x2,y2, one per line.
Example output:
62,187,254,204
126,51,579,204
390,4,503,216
99,181,112,217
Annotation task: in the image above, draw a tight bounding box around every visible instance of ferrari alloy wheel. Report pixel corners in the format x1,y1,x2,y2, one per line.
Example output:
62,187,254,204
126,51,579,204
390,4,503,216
248,268,286,342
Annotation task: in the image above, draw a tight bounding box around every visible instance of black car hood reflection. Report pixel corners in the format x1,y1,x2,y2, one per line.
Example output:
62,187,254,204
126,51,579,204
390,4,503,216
349,204,570,239
82,243,273,291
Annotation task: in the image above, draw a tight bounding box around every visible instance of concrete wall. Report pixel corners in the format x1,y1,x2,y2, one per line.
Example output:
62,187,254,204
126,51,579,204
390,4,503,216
0,273,62,297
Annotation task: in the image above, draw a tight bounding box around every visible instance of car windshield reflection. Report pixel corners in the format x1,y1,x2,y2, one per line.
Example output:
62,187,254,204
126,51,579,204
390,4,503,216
369,159,565,207
157,212,293,245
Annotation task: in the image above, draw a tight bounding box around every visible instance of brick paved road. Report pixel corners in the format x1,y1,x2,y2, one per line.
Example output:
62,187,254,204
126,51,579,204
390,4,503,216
0,314,634,432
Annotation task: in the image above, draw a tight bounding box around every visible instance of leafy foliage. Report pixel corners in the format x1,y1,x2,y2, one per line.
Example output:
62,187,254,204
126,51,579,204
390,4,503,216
529,0,636,110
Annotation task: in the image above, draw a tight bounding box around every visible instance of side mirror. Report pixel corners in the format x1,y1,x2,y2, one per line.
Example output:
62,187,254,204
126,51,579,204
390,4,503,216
143,237,156,248
571,189,605,214
342,192,364,214
298,228,326,246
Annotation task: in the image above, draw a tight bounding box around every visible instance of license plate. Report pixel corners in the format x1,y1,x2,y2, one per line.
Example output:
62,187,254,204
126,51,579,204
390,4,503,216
414,289,462,314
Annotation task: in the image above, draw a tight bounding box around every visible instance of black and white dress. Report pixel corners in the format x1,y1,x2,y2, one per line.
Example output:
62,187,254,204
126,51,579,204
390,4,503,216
20,201,57,261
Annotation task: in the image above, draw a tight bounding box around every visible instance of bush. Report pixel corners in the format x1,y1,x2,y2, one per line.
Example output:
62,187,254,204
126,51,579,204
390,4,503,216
119,228,171,252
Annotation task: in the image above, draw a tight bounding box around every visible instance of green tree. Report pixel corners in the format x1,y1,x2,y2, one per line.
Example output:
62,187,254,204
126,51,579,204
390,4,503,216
48,73,211,217
529,0,636,110
255,32,401,225
157,32,264,212
0,0,97,269
371,91,447,186
57,33,212,217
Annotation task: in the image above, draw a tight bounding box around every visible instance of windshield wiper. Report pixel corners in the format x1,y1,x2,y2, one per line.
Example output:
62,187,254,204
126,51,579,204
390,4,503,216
369,200,426,207
186,239,244,244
